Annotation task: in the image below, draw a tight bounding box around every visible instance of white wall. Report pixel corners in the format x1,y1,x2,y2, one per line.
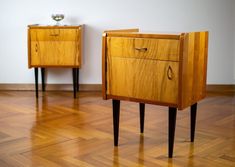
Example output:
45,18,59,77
0,0,234,84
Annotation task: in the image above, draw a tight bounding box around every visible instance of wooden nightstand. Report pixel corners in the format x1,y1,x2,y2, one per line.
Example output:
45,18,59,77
28,25,83,98
102,29,209,158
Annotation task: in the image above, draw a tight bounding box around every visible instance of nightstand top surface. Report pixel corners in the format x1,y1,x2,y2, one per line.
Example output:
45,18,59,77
28,24,83,29
104,29,208,39
104,31,181,39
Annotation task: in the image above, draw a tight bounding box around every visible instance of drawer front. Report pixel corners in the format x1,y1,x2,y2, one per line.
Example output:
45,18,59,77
31,41,80,66
30,28,80,41
107,57,179,104
107,37,180,61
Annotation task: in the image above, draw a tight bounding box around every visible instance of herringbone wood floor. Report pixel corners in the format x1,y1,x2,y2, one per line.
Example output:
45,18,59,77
0,90,234,167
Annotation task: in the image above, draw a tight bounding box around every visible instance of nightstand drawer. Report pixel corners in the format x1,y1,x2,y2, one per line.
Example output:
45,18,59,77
30,29,80,41
107,37,180,61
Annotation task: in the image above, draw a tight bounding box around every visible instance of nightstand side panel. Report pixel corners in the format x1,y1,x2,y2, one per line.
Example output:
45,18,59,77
179,31,209,109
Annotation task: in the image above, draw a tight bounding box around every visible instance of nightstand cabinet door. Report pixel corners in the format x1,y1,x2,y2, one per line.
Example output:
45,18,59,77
107,57,178,104
31,41,80,66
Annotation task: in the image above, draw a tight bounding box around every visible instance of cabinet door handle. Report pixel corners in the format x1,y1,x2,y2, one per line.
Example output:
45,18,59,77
50,34,59,36
167,66,173,80
135,47,147,52
35,43,38,52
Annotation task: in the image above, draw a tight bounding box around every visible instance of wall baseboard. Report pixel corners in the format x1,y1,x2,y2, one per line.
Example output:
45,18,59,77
206,84,235,94
0,84,234,93
0,84,101,91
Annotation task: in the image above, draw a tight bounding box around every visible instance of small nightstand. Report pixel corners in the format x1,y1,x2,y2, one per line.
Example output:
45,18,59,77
28,25,83,98
102,29,209,158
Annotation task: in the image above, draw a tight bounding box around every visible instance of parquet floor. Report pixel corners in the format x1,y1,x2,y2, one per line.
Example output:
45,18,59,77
0,90,234,167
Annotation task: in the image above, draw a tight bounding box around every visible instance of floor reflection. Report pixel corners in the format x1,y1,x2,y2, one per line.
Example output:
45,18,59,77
34,94,48,113
31,94,82,166
187,143,195,167
113,147,119,167
138,134,145,166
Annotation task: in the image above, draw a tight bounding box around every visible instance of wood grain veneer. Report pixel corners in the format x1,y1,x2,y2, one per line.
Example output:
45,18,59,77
28,25,83,68
102,30,209,110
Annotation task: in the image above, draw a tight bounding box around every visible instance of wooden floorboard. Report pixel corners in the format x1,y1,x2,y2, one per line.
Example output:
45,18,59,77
0,90,234,167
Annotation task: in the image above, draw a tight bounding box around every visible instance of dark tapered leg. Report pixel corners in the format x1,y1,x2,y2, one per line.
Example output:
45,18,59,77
72,68,77,98
139,103,145,133
34,68,38,98
191,103,197,142
76,68,79,92
41,68,45,92
169,107,177,158
113,100,120,146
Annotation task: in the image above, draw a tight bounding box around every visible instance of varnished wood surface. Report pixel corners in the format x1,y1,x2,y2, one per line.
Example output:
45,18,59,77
28,25,82,29
107,95,178,108
179,32,209,109
103,30,208,110
106,32,181,39
0,91,234,167
102,33,108,100
79,25,84,68
206,85,235,96
107,37,180,61
0,84,102,91
107,57,179,104
30,29,79,41
28,26,82,68
31,41,80,66
104,28,139,33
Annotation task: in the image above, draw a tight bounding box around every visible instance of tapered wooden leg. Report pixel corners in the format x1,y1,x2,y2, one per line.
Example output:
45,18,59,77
76,68,79,92
72,68,77,98
191,103,197,142
169,107,177,158
113,100,120,146
34,68,38,98
139,103,145,133
41,68,45,92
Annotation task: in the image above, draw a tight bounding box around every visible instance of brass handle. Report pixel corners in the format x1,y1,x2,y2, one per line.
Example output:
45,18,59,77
35,43,38,52
50,34,59,36
135,47,147,52
167,66,173,80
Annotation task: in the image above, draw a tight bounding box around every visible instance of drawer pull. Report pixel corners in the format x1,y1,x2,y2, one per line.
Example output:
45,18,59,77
50,34,59,36
135,47,147,52
167,66,173,80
